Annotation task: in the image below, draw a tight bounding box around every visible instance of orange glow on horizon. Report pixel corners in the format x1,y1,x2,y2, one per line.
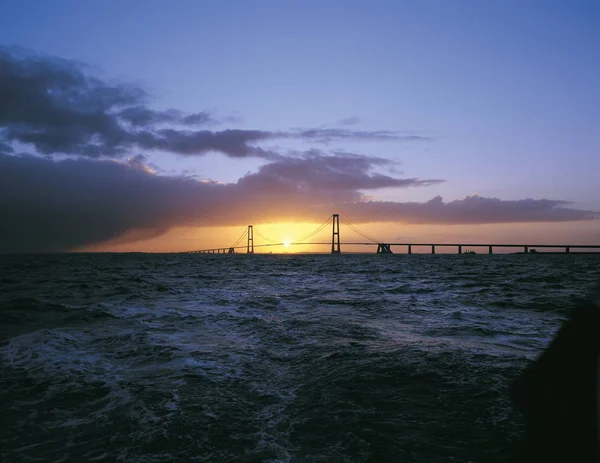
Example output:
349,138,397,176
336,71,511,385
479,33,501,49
75,220,600,253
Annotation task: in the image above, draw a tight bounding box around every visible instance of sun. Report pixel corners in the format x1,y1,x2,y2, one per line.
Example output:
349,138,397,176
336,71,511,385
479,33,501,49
283,240,291,248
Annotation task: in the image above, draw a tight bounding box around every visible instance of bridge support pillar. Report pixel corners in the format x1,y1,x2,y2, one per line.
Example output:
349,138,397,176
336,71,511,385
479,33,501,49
408,244,412,254
431,245,435,254
228,247,235,254
566,246,570,253
331,214,341,254
377,244,393,254
524,246,528,253
247,225,254,254
458,245,462,254
489,246,493,255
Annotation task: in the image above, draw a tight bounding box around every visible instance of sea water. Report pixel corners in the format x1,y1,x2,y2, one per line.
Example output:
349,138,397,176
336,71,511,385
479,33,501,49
1,253,599,462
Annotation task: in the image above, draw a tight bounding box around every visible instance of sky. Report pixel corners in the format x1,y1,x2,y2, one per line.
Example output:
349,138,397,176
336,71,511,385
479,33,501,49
0,0,599,253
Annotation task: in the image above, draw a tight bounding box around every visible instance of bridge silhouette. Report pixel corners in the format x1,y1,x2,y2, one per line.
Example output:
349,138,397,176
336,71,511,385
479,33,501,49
189,214,600,255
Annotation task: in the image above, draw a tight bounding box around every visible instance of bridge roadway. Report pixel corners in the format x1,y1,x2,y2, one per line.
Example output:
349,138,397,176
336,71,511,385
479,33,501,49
189,242,600,254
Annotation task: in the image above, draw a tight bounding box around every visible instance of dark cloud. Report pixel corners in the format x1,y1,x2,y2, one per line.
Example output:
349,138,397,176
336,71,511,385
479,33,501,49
128,127,424,157
0,153,192,252
119,107,181,126
347,195,600,224
124,154,158,173
119,107,216,127
338,116,360,126
0,47,218,157
0,47,429,159
180,112,214,125
1,152,597,253
134,128,280,158
0,141,13,153
0,47,142,156
237,151,442,202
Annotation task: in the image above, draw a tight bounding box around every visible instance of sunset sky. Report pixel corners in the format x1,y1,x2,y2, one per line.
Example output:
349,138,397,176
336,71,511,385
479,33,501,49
1,0,599,253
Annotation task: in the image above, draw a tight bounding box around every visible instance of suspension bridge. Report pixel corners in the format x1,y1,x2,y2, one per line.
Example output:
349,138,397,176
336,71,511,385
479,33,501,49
188,214,600,255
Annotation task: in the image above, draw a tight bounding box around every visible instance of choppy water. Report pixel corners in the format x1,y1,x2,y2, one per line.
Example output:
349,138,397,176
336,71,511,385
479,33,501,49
1,254,599,462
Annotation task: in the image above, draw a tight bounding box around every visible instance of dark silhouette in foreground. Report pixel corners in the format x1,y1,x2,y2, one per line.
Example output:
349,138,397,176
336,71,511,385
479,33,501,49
511,295,599,462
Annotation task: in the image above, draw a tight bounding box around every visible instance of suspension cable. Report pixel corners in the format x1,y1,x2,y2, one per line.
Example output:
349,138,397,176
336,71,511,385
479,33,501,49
341,217,382,243
343,221,380,243
296,216,333,243
298,222,331,242
253,228,278,244
230,228,248,248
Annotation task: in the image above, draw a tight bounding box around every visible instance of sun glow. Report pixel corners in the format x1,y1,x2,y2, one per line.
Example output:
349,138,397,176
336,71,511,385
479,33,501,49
283,240,291,248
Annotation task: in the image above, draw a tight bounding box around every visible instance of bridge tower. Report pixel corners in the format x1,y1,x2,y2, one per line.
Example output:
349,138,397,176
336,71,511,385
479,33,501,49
331,214,341,254
247,225,254,254
377,243,393,254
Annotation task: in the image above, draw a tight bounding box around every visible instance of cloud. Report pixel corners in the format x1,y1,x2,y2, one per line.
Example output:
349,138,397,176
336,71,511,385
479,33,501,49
338,116,361,126
128,127,425,157
118,107,216,127
119,107,177,126
0,47,143,156
180,112,215,125
133,128,280,158
0,47,227,157
0,142,13,153
294,128,430,143
0,47,429,159
347,195,600,224
1,152,596,253
237,151,443,202
125,154,157,174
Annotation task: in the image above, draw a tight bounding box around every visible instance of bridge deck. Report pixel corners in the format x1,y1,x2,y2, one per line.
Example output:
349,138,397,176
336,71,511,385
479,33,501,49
189,242,600,253
187,216,600,254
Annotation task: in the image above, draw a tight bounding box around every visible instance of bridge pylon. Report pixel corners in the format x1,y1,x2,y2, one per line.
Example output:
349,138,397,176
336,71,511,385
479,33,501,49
247,225,254,254
331,214,341,254
377,244,393,254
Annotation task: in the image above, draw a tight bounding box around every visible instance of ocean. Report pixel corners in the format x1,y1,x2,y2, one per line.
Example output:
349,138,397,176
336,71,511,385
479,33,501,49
1,253,599,462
